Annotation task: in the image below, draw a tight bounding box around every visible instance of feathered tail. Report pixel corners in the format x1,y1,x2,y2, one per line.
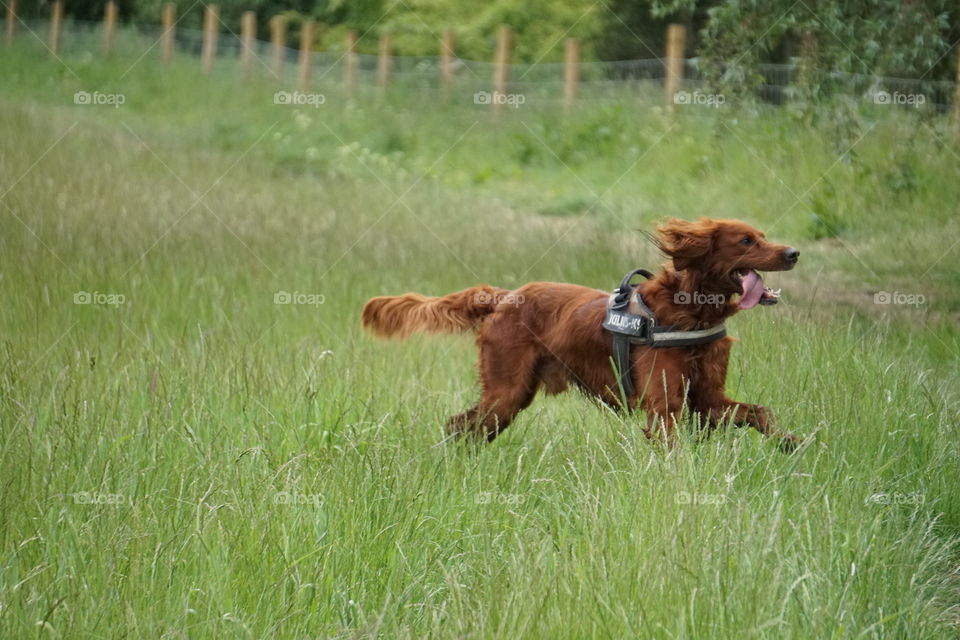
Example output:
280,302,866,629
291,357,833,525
361,285,509,339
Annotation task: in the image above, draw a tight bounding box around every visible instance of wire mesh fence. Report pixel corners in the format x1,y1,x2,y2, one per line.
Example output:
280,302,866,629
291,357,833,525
9,17,958,112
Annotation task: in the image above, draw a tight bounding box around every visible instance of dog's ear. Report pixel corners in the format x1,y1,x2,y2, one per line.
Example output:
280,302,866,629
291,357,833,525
656,217,716,271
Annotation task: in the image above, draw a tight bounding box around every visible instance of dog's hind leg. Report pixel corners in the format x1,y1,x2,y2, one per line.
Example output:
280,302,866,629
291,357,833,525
447,333,541,442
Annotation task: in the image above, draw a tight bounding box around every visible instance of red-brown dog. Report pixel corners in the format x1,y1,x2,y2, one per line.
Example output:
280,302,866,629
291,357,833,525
362,218,800,449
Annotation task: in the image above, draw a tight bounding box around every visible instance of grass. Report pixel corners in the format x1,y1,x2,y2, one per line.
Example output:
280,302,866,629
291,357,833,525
1,34,960,638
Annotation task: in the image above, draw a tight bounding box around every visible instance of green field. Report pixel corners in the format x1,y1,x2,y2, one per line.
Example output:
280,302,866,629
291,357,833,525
2,41,960,638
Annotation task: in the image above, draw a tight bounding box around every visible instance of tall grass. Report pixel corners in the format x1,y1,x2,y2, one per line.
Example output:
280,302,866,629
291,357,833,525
1,41,958,638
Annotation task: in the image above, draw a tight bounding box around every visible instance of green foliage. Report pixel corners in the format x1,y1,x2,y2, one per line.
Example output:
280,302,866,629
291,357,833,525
513,106,644,166
699,0,954,94
24,0,958,78
807,191,846,240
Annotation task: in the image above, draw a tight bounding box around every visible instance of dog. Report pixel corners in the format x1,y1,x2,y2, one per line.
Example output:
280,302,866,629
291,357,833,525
362,217,800,450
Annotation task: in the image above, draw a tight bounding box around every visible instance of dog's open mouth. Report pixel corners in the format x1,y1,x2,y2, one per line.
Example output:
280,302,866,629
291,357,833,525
732,269,781,309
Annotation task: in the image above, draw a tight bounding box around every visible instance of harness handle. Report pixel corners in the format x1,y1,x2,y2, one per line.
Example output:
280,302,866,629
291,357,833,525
612,268,654,309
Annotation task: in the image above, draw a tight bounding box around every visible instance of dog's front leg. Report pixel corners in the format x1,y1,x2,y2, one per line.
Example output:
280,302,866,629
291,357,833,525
644,410,681,445
704,401,799,452
637,360,687,447
691,340,799,451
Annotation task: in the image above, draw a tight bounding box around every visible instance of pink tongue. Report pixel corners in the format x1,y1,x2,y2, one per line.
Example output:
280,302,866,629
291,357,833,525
738,270,765,309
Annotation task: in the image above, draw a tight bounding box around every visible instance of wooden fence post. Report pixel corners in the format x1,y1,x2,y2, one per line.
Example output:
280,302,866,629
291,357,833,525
161,3,175,64
564,38,580,107
240,11,255,75
201,4,218,75
298,20,314,91
664,23,686,108
49,0,63,56
797,30,818,91
376,32,392,88
103,1,117,55
270,15,285,78
5,0,15,46
954,43,960,133
440,29,455,90
344,30,357,96
493,26,512,112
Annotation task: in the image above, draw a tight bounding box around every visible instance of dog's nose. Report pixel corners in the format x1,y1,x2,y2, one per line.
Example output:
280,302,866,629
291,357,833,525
784,247,800,264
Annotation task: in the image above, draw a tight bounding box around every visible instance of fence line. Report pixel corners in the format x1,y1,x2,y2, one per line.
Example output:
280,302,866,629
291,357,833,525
161,4,174,64
664,23,685,110
563,38,580,107
269,15,284,77
240,10,255,75
4,0,14,45
6,8,959,114
48,1,63,56
200,4,217,74
102,0,117,55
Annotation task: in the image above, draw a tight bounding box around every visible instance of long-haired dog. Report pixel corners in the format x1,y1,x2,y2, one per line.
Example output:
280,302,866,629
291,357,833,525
362,218,801,450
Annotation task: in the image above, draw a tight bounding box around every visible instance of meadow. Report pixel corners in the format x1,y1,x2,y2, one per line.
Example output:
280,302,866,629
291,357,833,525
1,34,959,638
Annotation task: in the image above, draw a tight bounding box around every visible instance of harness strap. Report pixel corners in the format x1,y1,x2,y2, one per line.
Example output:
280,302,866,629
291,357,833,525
603,269,727,399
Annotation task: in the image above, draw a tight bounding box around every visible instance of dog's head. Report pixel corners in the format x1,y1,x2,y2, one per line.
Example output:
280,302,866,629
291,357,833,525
656,217,799,309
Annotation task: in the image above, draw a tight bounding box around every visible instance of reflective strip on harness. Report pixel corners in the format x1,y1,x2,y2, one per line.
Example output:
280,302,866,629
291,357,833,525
644,324,727,347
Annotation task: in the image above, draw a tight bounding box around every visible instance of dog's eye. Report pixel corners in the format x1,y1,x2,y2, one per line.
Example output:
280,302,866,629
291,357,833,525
740,236,754,246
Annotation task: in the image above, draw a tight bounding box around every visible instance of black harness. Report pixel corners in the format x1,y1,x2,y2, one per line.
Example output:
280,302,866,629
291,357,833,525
603,268,728,398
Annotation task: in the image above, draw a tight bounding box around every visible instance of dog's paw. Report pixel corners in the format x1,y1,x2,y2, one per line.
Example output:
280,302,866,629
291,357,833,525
777,432,802,454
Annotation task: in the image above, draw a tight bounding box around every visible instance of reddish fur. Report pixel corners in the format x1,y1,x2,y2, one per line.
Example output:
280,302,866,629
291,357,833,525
362,285,508,338
361,217,801,449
